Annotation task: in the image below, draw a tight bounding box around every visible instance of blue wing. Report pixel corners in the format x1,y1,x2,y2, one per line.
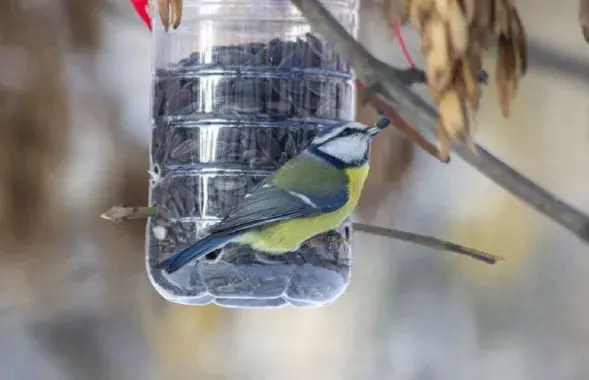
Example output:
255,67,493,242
157,155,349,274
208,183,348,236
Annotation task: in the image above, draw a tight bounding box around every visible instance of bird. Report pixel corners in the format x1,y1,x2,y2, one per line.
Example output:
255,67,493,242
157,117,391,274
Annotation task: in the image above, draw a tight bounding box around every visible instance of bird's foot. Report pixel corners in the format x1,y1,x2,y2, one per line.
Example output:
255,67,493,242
158,0,182,31
306,233,345,250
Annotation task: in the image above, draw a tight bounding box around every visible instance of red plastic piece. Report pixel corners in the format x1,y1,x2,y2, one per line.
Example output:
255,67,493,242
131,0,152,31
392,23,415,68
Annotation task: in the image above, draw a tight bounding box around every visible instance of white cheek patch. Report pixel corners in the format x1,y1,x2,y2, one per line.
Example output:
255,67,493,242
320,135,366,162
314,122,366,145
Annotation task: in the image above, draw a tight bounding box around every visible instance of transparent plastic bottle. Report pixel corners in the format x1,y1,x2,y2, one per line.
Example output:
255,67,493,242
147,0,359,307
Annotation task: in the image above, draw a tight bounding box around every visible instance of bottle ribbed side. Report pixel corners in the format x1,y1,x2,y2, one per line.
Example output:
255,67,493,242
148,0,358,307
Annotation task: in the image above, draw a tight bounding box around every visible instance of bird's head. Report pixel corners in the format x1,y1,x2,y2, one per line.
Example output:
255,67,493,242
310,117,391,167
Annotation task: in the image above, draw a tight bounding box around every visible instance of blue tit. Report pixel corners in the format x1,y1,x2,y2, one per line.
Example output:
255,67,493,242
157,117,391,274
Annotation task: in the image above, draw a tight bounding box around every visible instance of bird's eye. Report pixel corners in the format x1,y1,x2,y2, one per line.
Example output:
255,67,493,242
340,129,354,137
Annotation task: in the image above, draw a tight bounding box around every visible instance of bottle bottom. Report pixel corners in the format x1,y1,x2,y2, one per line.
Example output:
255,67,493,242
147,218,352,308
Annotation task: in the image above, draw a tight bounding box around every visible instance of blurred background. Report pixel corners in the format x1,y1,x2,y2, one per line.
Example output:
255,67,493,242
1,0,589,379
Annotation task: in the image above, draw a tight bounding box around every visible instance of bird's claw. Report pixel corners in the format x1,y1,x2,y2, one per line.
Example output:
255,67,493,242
158,0,182,31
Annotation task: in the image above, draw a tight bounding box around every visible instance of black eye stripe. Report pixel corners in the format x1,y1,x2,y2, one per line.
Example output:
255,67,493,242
340,129,354,137
316,128,360,147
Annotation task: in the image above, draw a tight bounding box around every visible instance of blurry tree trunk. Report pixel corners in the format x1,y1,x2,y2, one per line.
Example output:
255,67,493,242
0,0,150,318
0,4,68,247
64,0,102,51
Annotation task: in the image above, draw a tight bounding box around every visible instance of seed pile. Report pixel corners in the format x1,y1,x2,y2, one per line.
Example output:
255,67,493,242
148,35,354,307
385,0,528,157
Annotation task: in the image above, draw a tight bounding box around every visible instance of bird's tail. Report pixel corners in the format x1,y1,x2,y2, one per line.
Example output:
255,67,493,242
156,233,240,274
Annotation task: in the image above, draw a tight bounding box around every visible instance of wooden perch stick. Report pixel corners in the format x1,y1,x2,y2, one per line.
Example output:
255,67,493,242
353,223,502,264
291,0,589,245
101,205,158,223
100,205,500,264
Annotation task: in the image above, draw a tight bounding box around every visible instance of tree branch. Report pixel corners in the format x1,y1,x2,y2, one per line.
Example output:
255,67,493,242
352,223,502,264
291,0,589,245
356,79,448,162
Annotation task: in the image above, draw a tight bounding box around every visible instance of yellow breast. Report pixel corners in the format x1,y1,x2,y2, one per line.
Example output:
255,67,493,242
238,164,370,253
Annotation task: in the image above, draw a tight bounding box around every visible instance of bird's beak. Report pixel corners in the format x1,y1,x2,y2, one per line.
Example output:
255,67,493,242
365,117,391,137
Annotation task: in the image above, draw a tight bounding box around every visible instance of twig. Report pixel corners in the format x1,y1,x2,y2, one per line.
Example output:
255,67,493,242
353,223,502,264
100,204,500,264
101,205,157,223
291,0,589,244
356,79,447,162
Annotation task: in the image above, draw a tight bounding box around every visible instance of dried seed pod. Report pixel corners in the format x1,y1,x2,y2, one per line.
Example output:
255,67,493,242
459,0,477,24
460,55,480,109
387,0,527,156
473,0,495,45
158,0,182,31
508,6,527,75
434,0,451,19
494,0,510,35
436,121,452,160
421,17,452,98
158,0,170,31
410,0,436,29
172,0,182,29
445,0,469,57
439,90,466,141
496,36,516,117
